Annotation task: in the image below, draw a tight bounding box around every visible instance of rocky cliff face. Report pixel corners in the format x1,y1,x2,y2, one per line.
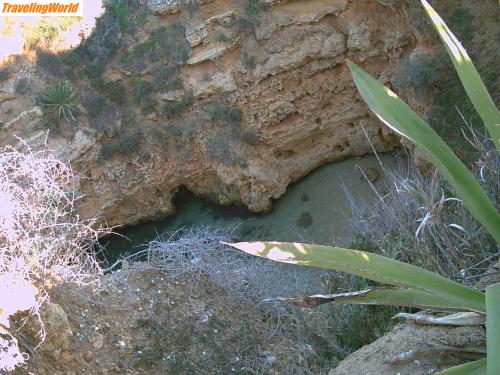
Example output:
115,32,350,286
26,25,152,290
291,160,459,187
0,0,477,226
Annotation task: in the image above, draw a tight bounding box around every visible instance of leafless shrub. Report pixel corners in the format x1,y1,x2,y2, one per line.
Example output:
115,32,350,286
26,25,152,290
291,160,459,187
0,145,106,291
0,144,108,370
0,328,28,372
119,224,302,304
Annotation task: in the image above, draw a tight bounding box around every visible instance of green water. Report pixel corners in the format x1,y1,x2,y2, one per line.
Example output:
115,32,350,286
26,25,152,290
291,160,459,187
103,153,396,262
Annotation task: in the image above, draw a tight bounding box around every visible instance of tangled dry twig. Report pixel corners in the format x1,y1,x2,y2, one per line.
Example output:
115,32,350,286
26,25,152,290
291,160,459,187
0,145,108,371
117,224,303,304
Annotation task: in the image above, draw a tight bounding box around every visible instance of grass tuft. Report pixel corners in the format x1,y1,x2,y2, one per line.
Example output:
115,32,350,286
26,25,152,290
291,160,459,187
347,135,498,280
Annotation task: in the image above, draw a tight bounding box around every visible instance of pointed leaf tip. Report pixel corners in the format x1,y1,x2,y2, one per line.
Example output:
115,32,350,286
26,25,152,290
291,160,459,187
223,241,486,312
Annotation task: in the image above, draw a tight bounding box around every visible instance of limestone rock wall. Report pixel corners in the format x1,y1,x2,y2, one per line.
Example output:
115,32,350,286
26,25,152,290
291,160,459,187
0,0,426,226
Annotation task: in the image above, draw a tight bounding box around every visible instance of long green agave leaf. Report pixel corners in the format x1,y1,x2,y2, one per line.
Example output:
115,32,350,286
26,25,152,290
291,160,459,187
436,358,486,375
421,0,500,149
264,287,479,311
224,241,485,312
486,283,500,375
347,62,500,242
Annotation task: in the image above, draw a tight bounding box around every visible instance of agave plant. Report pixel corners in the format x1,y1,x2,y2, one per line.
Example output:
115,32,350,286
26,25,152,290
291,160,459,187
40,81,78,122
225,1,500,374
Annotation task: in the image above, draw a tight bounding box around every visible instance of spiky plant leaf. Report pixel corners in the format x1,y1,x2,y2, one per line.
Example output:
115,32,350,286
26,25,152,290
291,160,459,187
264,287,483,312
436,358,486,375
224,242,485,312
486,283,500,375
347,62,500,242
420,0,500,149
41,82,78,122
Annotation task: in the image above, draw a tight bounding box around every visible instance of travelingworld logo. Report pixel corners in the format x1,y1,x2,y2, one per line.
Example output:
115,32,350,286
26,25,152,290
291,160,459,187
0,0,82,16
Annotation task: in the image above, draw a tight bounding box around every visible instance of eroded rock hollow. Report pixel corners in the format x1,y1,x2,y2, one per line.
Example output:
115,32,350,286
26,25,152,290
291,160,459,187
0,0,432,226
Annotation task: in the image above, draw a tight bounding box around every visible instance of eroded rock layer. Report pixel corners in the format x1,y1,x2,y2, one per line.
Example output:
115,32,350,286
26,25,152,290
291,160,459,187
0,0,426,226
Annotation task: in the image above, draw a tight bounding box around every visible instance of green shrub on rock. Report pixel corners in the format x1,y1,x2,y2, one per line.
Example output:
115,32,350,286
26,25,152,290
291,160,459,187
100,132,141,161
40,82,78,122
105,81,126,106
162,94,195,118
153,65,183,92
210,102,242,129
132,78,157,113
